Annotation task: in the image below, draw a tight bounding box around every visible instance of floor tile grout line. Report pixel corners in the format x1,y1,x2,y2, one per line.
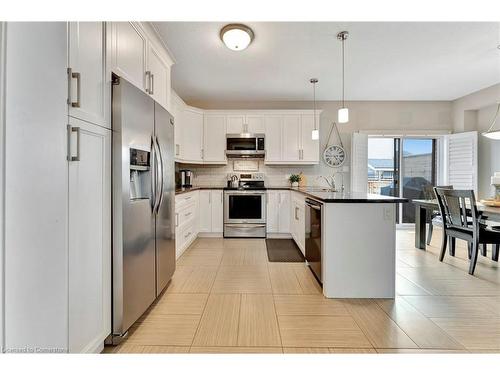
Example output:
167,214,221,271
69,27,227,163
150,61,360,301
188,242,224,351
374,298,466,351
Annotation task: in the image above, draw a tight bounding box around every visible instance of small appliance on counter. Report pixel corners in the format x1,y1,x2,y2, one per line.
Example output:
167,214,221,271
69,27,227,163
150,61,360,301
180,169,193,188
227,174,239,188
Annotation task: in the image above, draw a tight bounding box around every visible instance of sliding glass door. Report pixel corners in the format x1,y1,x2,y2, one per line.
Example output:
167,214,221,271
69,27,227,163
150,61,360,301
367,136,437,224
401,138,436,223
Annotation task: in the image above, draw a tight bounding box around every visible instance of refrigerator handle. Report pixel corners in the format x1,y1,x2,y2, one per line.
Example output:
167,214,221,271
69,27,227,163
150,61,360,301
155,136,165,214
151,135,158,212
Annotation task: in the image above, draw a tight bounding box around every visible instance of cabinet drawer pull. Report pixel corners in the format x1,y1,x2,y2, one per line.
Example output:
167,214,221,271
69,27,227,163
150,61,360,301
185,212,192,217
185,196,192,200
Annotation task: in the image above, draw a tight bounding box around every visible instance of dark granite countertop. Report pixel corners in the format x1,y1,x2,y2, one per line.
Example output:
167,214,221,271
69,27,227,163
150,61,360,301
175,186,225,195
177,185,408,203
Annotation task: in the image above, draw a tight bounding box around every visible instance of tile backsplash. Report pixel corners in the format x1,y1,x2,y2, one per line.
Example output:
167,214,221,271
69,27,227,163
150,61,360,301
176,160,341,188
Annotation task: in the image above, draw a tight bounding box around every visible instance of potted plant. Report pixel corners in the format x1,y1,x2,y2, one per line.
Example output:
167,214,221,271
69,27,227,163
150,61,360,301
289,174,301,187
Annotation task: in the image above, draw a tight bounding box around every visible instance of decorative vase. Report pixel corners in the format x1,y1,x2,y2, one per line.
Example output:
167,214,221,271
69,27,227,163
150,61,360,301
291,182,299,187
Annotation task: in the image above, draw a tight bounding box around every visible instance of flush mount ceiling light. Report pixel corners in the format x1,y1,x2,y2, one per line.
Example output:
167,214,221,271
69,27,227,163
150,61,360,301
482,102,500,140
310,78,319,140
220,24,254,51
337,31,349,123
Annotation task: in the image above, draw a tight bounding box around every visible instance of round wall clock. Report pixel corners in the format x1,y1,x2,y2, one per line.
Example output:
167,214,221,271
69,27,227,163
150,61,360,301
323,144,346,167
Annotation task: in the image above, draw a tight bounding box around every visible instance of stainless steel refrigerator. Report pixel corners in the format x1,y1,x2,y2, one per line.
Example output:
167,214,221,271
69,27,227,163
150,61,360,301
109,76,175,344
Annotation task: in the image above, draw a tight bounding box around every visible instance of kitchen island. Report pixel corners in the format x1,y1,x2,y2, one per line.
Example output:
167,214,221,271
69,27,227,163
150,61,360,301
296,189,408,299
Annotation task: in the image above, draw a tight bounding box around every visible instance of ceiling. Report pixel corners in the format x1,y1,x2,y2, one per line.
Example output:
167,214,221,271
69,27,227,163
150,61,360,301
154,22,500,103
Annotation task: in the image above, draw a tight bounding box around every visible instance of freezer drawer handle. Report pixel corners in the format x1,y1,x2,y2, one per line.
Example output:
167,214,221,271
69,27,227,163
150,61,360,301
67,125,81,162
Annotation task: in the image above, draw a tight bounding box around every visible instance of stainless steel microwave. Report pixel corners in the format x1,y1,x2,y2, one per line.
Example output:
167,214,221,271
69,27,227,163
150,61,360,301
225,133,265,158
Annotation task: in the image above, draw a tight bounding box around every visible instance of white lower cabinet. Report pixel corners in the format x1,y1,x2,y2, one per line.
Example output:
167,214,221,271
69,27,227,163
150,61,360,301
198,190,224,235
175,191,199,259
68,117,111,353
266,190,290,235
290,192,306,255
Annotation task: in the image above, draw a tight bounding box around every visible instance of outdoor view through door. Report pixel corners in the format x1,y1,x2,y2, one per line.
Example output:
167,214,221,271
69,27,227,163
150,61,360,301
368,137,436,224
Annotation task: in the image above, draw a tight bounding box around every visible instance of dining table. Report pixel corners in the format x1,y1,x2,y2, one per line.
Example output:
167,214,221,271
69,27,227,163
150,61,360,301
412,199,500,250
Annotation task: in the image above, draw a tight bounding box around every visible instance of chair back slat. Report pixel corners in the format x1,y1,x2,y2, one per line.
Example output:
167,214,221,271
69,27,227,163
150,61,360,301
434,188,481,233
423,185,453,200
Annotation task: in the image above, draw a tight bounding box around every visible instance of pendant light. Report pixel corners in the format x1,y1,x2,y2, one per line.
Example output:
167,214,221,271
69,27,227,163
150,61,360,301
482,102,500,140
310,78,319,140
337,31,349,123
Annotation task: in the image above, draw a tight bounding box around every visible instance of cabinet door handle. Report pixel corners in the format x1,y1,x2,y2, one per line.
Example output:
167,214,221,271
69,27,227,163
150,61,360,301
175,213,179,227
295,207,298,220
67,125,81,162
67,68,81,108
145,71,151,94
150,73,154,95
184,232,191,239
175,144,180,156
185,212,192,217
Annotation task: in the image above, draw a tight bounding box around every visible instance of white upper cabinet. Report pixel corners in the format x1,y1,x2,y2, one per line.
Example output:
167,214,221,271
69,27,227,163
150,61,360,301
204,115,227,163
110,22,173,111
68,22,108,128
182,107,204,163
264,112,321,165
171,93,184,160
246,115,265,133
226,114,265,134
300,114,320,163
146,43,170,110
282,115,301,162
111,22,147,92
264,116,283,162
227,115,246,134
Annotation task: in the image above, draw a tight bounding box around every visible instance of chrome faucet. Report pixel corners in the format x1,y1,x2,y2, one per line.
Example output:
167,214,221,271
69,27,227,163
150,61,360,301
318,176,336,191
318,172,345,192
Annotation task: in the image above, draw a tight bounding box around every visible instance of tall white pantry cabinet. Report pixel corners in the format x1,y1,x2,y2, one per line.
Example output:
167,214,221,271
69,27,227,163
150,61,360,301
1,22,173,353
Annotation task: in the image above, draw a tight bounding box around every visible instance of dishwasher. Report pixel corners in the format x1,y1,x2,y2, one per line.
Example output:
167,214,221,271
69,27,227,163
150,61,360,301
305,198,323,283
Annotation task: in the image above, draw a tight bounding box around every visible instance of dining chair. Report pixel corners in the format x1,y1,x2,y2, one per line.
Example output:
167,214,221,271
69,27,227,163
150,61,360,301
423,184,453,245
434,188,500,275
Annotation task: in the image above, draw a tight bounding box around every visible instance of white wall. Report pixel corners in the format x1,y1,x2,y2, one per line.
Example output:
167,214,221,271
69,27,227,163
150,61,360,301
182,100,452,192
451,84,500,198
452,83,500,132
0,21,6,352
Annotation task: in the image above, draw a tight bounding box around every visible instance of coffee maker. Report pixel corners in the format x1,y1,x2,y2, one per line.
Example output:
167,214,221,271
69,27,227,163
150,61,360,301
180,170,193,188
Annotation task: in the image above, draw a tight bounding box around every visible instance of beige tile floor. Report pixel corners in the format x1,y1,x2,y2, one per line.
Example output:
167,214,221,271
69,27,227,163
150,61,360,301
105,228,500,354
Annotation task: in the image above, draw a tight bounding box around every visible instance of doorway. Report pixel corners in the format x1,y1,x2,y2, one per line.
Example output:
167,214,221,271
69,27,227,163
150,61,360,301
367,137,437,224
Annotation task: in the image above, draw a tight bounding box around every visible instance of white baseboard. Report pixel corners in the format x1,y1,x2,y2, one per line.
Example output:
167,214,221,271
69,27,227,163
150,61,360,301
266,233,292,239
198,232,223,238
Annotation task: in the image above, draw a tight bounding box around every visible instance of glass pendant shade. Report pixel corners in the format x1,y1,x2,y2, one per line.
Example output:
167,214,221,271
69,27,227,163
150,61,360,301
338,107,349,123
483,130,500,140
311,129,319,140
482,103,500,140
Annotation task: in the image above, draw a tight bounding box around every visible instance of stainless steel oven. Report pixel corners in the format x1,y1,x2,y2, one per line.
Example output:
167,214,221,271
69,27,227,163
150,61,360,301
224,190,266,238
226,133,265,158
